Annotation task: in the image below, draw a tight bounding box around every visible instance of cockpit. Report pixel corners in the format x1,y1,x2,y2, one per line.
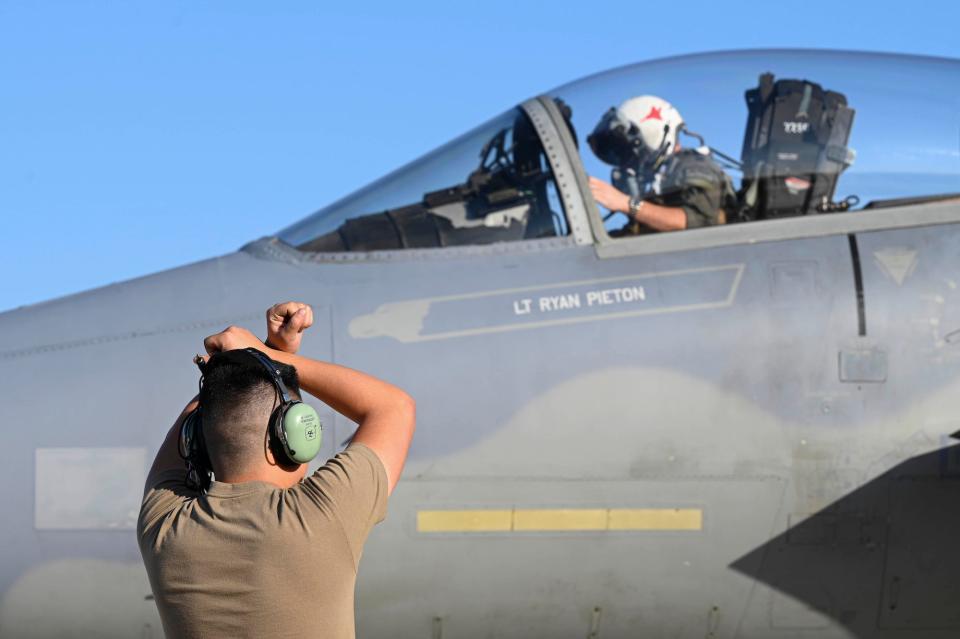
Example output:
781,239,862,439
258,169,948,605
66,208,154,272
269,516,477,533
282,108,570,252
278,50,960,253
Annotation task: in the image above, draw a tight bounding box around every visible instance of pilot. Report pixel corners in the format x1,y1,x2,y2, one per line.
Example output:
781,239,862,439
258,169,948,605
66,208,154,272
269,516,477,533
138,302,416,638
587,95,733,234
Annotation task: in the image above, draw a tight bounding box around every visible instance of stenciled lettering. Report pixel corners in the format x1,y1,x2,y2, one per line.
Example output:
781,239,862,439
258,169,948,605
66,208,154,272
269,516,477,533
513,285,646,317
539,294,581,312
586,286,646,306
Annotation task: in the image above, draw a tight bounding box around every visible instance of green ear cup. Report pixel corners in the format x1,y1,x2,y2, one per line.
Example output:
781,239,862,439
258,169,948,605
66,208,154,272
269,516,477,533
281,402,323,464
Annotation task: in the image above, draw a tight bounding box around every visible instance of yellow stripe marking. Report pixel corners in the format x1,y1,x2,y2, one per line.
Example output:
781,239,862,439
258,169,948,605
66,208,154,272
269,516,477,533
513,508,608,531
608,508,702,531
417,509,513,532
416,508,703,533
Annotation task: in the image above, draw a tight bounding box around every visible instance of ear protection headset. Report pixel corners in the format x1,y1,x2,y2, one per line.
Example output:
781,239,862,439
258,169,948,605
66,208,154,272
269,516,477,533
179,347,323,491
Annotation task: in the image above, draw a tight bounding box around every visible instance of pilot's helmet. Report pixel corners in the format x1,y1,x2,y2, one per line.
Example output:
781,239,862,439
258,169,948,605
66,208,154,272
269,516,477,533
588,95,684,171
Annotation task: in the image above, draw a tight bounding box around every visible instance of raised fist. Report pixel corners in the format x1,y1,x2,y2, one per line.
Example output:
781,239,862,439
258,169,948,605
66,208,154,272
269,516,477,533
265,302,314,355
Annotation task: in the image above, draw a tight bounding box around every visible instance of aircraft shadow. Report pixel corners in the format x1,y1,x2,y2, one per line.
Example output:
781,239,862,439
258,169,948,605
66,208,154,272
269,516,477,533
729,442,960,637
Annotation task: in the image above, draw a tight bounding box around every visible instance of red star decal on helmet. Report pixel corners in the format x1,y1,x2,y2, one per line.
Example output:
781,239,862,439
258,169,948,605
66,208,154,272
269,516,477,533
640,106,663,122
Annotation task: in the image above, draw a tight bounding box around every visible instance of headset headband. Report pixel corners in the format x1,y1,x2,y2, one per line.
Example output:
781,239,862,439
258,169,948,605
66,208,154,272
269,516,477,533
240,347,294,404
206,347,293,403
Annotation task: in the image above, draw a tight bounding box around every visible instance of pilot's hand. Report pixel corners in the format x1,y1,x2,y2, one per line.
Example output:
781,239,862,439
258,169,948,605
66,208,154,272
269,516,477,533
202,326,264,360
265,302,313,355
589,177,631,214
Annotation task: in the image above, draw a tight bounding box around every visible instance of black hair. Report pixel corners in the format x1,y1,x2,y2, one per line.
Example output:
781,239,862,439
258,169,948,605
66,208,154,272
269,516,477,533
199,349,301,476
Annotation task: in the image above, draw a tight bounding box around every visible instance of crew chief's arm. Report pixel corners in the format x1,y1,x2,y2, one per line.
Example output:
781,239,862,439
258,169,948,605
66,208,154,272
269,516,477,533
143,397,198,494
203,326,416,495
143,302,315,494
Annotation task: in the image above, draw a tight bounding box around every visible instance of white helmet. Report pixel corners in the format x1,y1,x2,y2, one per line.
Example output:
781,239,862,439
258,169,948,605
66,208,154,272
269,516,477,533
617,95,684,156
589,95,684,171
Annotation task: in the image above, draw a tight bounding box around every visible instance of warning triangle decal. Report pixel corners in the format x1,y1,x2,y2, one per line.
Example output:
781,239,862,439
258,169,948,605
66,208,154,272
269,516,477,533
873,248,918,286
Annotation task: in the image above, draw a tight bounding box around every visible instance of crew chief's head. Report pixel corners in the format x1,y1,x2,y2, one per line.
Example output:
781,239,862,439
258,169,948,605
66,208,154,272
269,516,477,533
199,351,308,483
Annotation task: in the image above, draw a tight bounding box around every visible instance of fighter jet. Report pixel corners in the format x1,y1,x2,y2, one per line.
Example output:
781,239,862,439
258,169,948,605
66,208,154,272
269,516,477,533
2,49,959,638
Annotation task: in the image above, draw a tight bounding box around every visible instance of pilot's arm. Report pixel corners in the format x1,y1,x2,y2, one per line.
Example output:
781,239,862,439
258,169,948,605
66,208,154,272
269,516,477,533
589,177,687,232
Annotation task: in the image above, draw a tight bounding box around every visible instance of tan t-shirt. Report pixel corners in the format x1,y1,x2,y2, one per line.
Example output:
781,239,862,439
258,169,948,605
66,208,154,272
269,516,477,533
138,444,387,639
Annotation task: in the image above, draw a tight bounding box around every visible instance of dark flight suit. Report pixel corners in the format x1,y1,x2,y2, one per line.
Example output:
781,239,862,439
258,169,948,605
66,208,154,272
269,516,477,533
615,149,734,235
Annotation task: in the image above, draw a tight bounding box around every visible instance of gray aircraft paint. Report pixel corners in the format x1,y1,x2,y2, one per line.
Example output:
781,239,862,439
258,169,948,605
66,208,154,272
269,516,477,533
347,264,744,342
1,51,960,638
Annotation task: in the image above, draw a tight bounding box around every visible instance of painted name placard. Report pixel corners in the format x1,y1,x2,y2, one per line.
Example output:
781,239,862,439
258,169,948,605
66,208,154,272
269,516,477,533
349,264,744,343
513,285,647,316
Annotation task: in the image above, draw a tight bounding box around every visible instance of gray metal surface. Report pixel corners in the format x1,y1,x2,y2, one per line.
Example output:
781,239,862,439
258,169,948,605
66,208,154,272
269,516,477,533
3,211,959,638
2,51,960,639
595,198,960,259
521,96,603,245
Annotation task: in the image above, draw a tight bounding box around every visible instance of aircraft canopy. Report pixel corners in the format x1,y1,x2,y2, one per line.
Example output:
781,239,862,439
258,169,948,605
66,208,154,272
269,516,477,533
279,50,960,252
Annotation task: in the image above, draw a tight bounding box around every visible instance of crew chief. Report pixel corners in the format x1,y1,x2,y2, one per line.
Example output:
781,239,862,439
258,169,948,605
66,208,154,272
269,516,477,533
138,301,416,638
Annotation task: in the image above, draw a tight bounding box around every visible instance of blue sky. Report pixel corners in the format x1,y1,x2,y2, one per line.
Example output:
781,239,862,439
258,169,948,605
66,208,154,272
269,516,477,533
1,0,958,312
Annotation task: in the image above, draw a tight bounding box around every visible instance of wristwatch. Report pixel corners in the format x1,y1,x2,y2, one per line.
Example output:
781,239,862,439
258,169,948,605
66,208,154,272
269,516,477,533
628,195,645,218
